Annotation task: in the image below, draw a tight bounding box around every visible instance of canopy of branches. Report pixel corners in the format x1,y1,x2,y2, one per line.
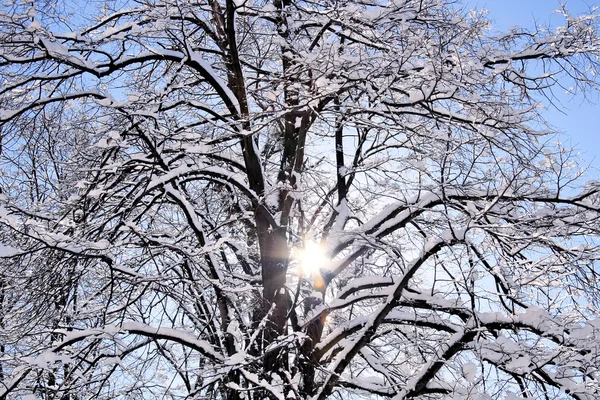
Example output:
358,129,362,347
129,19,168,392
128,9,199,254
1,0,600,399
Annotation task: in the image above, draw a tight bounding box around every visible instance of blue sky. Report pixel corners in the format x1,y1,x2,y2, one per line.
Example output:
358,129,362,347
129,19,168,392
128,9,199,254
464,0,600,168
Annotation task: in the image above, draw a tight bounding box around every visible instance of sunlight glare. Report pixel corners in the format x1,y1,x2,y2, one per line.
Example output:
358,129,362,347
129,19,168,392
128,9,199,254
298,240,329,275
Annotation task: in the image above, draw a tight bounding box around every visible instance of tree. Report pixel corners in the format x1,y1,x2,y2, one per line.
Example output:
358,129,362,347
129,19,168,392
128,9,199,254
1,0,600,398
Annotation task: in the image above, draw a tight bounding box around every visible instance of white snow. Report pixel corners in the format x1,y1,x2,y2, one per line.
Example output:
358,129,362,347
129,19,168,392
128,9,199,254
225,351,246,366
121,321,222,360
0,242,20,257
461,362,477,382
240,369,285,400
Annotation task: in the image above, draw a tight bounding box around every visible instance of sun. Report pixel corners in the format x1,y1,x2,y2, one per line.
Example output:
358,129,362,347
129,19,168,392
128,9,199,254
297,240,329,275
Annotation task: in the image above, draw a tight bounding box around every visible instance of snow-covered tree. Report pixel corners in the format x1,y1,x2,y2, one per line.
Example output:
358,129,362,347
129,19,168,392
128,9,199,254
1,0,600,398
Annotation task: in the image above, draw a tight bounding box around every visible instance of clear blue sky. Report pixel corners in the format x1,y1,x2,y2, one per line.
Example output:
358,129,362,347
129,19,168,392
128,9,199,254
464,0,600,168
